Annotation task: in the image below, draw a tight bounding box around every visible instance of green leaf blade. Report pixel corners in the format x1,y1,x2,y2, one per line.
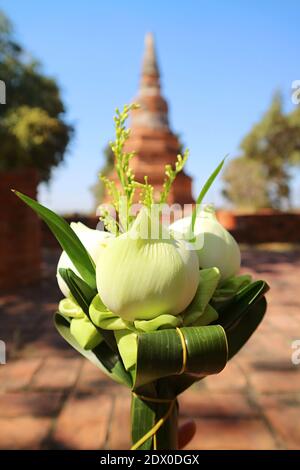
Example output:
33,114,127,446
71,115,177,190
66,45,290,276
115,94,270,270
217,280,269,330
13,191,96,289
134,325,228,390
226,296,267,360
54,313,132,388
190,157,226,235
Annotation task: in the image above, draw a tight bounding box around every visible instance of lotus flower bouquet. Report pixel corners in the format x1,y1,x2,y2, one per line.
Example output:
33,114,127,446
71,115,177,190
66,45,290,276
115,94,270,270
14,105,269,450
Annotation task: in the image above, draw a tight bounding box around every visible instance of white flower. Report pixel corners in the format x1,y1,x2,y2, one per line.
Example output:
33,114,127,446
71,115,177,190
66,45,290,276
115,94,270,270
56,222,113,297
96,208,199,321
170,205,240,281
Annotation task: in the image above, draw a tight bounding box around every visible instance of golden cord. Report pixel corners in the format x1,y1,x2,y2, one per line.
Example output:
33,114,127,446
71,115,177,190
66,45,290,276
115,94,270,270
176,327,187,374
131,328,187,450
130,398,176,450
132,393,174,404
153,433,157,450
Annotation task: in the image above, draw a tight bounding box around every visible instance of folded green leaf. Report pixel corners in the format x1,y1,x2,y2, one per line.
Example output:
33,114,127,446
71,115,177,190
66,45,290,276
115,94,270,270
54,313,132,387
115,330,138,370
226,296,267,359
13,191,96,289
58,297,85,318
192,304,218,326
211,274,252,310
133,325,228,389
89,294,129,330
59,268,119,354
134,314,182,332
218,280,269,330
70,316,103,350
183,267,220,325
59,268,96,314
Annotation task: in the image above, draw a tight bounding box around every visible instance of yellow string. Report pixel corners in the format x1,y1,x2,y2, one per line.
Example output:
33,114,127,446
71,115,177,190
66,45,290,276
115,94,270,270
132,393,174,404
131,394,174,450
131,399,176,450
153,433,157,450
131,328,187,450
176,327,187,374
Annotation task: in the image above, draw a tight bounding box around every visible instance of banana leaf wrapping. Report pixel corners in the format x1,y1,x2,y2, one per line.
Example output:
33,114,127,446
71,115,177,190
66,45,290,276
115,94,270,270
15,191,269,450
54,275,269,450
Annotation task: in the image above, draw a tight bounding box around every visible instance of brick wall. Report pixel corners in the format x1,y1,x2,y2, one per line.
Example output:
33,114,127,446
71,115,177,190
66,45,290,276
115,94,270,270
218,210,300,244
0,169,41,290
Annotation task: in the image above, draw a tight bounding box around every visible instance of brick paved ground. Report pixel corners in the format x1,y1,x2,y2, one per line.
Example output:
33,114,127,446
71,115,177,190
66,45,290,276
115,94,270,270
0,247,300,450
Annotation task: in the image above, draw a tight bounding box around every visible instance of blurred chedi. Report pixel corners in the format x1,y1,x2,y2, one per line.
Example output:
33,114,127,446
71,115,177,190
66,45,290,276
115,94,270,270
103,33,194,206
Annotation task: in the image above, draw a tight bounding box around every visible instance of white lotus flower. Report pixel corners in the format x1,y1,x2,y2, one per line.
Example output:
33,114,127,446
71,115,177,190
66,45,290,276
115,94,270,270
56,222,113,297
170,205,241,281
96,208,199,321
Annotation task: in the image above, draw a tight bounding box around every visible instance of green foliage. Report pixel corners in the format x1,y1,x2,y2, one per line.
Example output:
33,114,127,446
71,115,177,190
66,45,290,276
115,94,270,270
0,10,72,181
97,104,190,231
222,156,270,210
99,104,139,231
139,176,154,208
110,104,139,204
54,271,268,449
223,93,300,209
14,190,97,290
159,150,189,204
190,157,226,236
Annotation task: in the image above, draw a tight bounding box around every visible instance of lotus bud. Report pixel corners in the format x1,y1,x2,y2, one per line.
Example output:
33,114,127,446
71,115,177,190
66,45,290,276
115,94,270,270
56,222,113,297
170,205,241,281
96,208,199,321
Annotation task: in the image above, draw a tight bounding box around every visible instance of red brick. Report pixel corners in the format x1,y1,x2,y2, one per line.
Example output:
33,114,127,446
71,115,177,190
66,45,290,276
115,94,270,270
76,361,116,393
0,417,51,449
268,314,300,337
0,392,63,418
0,169,41,289
179,389,257,419
183,418,277,450
204,360,247,391
106,394,131,450
0,358,42,391
258,395,300,449
32,357,82,390
53,393,113,449
247,368,300,394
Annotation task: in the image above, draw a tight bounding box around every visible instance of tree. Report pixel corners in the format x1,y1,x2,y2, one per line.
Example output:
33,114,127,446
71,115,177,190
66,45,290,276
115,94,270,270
222,157,270,210
0,11,72,181
223,93,300,210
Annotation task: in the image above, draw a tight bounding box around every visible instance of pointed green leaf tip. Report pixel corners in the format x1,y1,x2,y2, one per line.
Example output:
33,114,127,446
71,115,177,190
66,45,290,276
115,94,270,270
13,190,96,289
190,156,227,236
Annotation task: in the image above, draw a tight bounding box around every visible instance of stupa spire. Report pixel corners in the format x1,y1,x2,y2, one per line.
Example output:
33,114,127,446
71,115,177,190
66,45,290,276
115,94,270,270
104,33,194,207
132,32,169,129
141,33,160,80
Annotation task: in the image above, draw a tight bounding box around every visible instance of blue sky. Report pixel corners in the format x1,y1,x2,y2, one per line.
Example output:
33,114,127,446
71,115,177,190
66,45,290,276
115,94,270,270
2,0,300,213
